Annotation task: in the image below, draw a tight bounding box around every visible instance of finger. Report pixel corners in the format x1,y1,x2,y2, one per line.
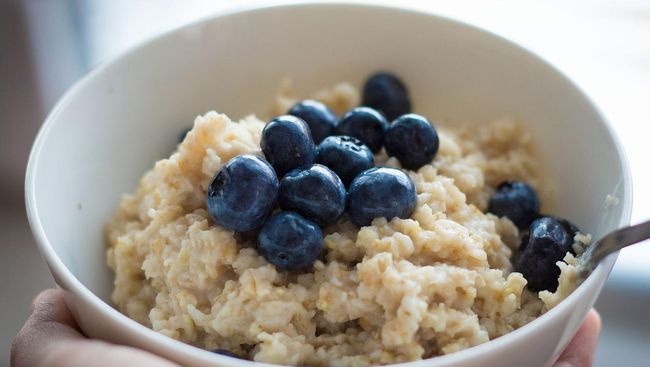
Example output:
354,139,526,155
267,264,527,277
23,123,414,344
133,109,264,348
12,289,181,367
12,289,86,367
553,309,602,367
38,342,184,367
30,288,81,331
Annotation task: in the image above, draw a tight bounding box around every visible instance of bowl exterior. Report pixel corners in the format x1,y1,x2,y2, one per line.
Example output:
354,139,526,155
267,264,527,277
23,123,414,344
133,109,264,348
57,257,617,367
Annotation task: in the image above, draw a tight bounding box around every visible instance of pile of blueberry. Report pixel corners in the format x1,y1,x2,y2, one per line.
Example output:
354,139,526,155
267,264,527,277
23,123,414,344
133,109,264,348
206,72,438,272
202,71,582,294
488,181,582,292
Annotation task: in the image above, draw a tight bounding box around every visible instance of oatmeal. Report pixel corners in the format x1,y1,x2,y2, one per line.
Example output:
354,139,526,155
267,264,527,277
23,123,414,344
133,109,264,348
106,80,586,366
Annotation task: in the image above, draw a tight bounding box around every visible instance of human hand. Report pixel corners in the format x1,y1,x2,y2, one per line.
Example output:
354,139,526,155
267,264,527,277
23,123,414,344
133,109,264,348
11,289,601,367
11,289,179,367
552,308,601,367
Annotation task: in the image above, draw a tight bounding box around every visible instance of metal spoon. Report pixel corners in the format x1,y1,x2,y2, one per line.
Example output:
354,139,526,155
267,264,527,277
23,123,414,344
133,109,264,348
577,219,650,279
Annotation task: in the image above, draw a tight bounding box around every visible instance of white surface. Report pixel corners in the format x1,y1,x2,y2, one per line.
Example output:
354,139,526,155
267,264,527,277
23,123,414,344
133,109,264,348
25,3,631,367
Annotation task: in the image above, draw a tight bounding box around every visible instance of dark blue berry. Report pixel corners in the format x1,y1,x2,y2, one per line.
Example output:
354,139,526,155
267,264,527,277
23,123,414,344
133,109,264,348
384,114,439,170
257,212,323,272
288,100,338,144
206,155,279,232
488,181,540,229
317,136,374,187
348,167,417,227
362,72,411,121
213,349,243,359
179,127,191,143
337,107,388,153
514,216,579,292
279,164,346,227
261,115,316,177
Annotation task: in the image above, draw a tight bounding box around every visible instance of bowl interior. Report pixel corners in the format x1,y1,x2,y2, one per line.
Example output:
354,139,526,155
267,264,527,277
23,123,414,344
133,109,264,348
28,0,629,349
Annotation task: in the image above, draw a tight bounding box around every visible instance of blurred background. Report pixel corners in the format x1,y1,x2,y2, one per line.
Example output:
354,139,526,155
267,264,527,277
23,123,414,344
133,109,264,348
1,0,649,365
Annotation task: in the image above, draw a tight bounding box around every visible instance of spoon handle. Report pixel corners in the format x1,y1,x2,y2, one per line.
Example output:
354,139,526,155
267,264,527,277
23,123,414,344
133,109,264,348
580,219,650,275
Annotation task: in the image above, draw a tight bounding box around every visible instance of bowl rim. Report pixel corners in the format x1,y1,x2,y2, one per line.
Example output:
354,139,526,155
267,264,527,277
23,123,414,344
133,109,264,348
24,1,634,366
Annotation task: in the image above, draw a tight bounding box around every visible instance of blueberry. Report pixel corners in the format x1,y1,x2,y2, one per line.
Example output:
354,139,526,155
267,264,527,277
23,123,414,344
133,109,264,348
488,181,540,229
288,100,338,144
348,167,417,227
384,113,439,170
279,164,346,227
362,72,411,120
516,215,579,258
337,107,388,153
179,127,191,143
213,350,243,359
514,216,579,292
550,215,580,235
206,155,279,232
261,115,317,177
317,136,374,187
257,211,323,272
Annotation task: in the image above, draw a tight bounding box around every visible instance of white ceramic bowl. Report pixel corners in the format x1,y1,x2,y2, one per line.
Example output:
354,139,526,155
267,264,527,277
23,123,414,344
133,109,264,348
26,2,632,367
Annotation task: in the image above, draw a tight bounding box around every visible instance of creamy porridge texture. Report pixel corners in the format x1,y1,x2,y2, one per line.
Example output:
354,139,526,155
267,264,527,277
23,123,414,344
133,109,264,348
106,81,588,366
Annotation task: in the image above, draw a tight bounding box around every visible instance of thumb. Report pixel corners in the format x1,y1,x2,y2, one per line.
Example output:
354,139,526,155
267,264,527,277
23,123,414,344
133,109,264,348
11,289,180,367
553,309,602,367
